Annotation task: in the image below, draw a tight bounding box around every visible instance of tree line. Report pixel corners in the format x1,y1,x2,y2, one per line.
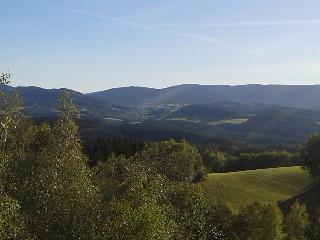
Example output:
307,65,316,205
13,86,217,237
201,149,300,173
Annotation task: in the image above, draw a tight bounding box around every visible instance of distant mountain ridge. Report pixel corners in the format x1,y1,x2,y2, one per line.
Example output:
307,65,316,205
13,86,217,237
2,84,320,145
0,85,130,119
89,84,320,110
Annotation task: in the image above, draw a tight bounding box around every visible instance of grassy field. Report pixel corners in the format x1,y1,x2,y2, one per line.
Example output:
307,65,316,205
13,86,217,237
166,118,249,125
204,166,314,210
166,118,201,123
208,118,249,126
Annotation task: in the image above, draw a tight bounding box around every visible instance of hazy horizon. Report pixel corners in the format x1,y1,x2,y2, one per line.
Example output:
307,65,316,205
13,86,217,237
7,82,320,94
2,0,320,92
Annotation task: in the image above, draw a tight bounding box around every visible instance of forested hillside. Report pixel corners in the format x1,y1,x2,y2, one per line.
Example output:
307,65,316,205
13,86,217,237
90,84,320,109
2,73,320,239
3,85,320,147
0,85,132,119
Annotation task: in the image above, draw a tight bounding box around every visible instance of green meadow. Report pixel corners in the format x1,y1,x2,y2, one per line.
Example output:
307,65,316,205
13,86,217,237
204,166,315,210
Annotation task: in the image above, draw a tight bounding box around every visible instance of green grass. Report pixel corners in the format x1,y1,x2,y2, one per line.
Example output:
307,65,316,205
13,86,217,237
204,166,314,210
104,117,123,122
165,118,249,125
166,118,201,123
208,118,249,126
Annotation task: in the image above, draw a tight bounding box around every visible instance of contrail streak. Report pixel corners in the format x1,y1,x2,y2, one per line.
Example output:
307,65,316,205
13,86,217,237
158,19,320,28
18,0,261,56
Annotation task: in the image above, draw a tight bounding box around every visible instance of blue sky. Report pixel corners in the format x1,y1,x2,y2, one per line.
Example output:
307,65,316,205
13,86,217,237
1,0,320,92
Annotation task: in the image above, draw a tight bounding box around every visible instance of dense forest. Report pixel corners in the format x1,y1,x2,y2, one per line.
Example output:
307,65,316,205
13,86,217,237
1,73,320,240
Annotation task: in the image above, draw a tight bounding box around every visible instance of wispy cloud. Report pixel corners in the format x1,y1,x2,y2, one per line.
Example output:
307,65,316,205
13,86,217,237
18,0,261,56
157,19,320,28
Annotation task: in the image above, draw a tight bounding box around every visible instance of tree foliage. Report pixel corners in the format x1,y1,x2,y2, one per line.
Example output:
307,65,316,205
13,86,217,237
138,139,206,182
237,202,283,240
0,73,30,239
302,134,320,178
202,150,227,172
8,91,101,239
307,208,320,240
283,201,309,240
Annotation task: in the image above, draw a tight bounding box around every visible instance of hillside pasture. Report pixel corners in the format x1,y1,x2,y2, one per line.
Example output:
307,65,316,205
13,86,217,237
204,166,314,210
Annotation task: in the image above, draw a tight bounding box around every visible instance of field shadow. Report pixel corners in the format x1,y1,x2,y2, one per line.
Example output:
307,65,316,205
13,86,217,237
279,183,320,216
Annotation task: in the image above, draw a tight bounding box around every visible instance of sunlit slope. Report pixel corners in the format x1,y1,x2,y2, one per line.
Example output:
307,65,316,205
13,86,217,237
204,166,314,210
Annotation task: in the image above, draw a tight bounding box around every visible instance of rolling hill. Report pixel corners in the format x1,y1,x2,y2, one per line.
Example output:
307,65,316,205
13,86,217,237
90,84,320,110
141,103,320,146
165,104,247,122
2,85,320,146
204,166,315,211
1,86,133,120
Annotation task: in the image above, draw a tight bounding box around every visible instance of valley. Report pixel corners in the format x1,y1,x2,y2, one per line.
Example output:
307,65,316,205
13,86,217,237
3,84,320,148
